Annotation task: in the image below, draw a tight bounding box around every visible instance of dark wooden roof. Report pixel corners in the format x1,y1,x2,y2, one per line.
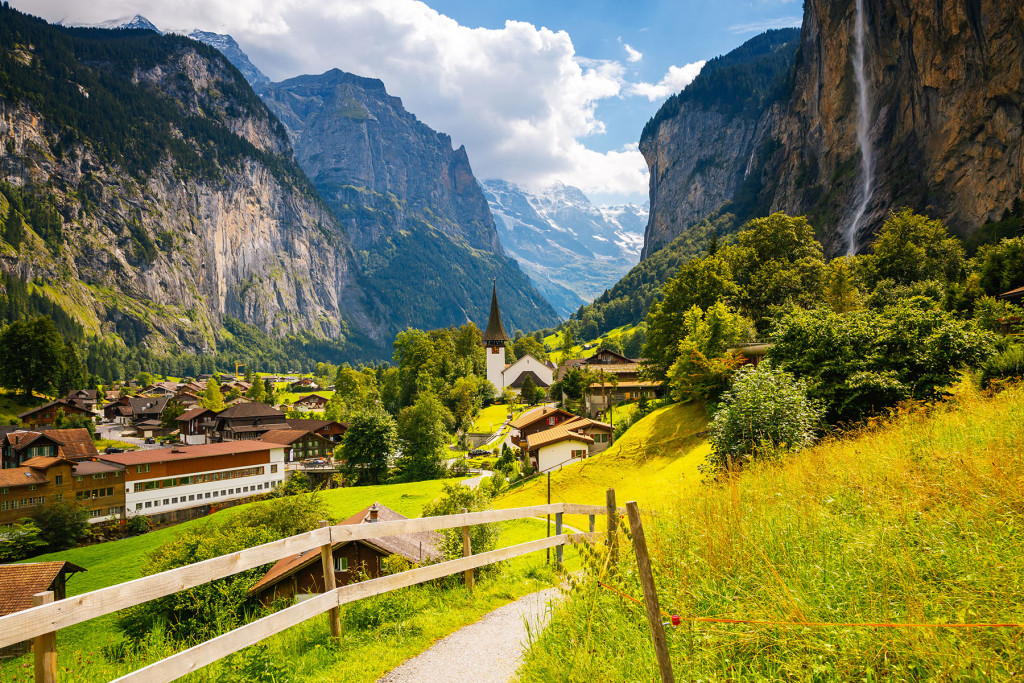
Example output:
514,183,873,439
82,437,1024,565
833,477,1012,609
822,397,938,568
0,562,85,617
481,283,510,343
508,370,550,389
216,402,284,420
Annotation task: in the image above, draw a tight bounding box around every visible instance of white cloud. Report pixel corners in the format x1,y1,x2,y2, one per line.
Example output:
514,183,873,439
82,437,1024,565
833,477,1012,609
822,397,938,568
622,42,643,63
629,61,705,101
19,0,667,198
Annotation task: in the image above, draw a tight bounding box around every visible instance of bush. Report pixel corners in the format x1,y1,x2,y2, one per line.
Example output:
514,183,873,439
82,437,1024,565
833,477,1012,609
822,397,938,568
979,344,1024,388
422,483,499,560
0,519,46,560
708,363,821,471
32,499,90,551
124,514,153,536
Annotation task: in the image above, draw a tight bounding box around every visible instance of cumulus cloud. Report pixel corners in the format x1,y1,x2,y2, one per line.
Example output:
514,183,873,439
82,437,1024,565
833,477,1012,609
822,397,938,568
21,0,671,198
622,42,643,63
629,61,706,101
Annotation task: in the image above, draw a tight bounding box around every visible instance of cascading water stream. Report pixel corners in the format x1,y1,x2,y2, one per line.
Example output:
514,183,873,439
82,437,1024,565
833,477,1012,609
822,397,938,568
846,0,873,255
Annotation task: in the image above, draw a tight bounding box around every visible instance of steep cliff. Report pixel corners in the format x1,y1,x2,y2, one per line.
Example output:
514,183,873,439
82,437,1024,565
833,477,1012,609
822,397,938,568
0,8,378,353
762,0,1024,252
260,70,559,335
639,29,800,258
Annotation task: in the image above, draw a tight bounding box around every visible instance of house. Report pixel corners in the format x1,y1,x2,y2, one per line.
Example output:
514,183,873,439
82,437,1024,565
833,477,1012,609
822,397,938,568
205,402,290,442
259,429,333,462
176,407,219,445
101,440,286,525
1,428,98,469
559,416,614,454
525,424,594,474
566,348,664,417
17,399,94,429
250,503,442,604
508,407,577,451
134,419,169,439
0,561,86,656
128,396,170,425
289,378,319,391
292,393,330,412
999,284,1024,302
1,456,126,527
65,389,100,412
142,382,180,397
286,419,348,443
103,396,134,424
175,391,201,408
482,284,554,395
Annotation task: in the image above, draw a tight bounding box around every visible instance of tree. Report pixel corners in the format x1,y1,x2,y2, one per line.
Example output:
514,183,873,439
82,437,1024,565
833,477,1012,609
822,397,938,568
769,300,995,424
0,519,46,561
32,500,90,552
0,317,64,397
337,406,397,485
824,257,862,313
519,375,541,405
666,303,752,404
866,209,966,286
512,335,549,362
708,363,822,471
200,378,225,411
396,392,452,481
54,408,96,437
975,237,1024,297
55,342,86,397
422,482,499,560
244,379,267,404
4,210,25,248
161,400,186,429
136,371,154,388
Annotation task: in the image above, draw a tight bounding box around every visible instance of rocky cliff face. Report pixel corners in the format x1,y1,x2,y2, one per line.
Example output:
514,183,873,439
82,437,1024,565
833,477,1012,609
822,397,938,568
0,10,378,353
763,0,1024,252
259,70,559,335
641,1,1024,259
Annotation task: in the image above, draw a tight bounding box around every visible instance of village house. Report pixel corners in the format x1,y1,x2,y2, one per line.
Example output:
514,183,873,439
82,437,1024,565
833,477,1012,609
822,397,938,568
286,418,348,443
175,406,219,445
128,396,170,426
65,389,101,413
292,393,330,412
1,428,98,469
250,503,443,604
525,424,594,474
205,402,290,442
0,456,126,527
141,381,181,397
482,285,555,396
17,399,94,429
101,440,286,525
289,378,319,392
561,348,664,418
508,407,577,451
258,429,333,463
103,396,134,424
0,561,85,657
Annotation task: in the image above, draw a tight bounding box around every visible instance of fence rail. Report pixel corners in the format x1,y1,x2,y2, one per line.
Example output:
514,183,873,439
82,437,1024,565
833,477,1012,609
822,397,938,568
1,500,618,682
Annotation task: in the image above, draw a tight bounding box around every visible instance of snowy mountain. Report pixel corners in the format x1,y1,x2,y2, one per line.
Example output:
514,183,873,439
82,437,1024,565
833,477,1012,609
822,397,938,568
186,30,270,86
482,179,647,318
60,14,162,33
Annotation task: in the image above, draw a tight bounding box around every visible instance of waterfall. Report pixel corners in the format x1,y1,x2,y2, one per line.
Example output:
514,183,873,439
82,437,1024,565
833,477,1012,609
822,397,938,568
846,0,873,255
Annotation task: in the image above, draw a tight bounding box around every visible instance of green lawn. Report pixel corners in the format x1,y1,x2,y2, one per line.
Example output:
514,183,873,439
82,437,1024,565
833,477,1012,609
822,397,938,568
469,403,526,433
542,323,639,362
0,389,45,424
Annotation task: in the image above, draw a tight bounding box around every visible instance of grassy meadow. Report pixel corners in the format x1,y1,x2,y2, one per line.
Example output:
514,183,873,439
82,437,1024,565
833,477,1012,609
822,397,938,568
517,382,1024,681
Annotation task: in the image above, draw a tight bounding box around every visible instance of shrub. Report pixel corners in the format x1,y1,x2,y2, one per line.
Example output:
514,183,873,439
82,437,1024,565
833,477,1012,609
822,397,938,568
125,514,153,536
32,499,90,551
708,363,821,471
422,483,499,560
979,344,1024,388
0,519,46,560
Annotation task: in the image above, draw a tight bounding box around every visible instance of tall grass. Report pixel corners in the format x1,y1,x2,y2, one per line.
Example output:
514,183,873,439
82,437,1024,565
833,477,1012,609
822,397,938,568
518,383,1024,681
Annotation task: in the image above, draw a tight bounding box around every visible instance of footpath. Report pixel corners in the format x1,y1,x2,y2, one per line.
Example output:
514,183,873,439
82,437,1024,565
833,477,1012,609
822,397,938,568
377,587,560,683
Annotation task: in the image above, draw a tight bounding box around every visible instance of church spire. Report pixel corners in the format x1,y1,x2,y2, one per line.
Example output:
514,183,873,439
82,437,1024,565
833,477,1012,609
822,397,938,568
482,281,510,344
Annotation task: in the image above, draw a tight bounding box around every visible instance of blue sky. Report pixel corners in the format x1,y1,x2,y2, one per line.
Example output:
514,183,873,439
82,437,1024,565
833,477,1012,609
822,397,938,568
20,0,802,204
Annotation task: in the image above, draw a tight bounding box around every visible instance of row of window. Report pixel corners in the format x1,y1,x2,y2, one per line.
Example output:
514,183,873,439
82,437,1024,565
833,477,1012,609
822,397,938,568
89,507,124,518
1,496,45,511
132,466,272,493
133,480,280,510
76,487,115,501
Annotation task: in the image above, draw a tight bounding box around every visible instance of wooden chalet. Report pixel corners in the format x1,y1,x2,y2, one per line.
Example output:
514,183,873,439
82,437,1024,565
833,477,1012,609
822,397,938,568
258,429,333,462
17,399,93,429
292,393,329,412
508,407,577,450
176,407,219,445
65,389,100,411
250,503,442,604
1,428,98,469
286,418,348,443
0,561,85,656
206,402,290,442
0,456,126,526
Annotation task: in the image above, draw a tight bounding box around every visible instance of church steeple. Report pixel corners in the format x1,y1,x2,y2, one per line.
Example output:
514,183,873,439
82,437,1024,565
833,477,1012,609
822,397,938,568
482,281,510,345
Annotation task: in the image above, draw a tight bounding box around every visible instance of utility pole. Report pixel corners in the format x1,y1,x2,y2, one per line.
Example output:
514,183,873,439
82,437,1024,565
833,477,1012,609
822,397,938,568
546,471,551,564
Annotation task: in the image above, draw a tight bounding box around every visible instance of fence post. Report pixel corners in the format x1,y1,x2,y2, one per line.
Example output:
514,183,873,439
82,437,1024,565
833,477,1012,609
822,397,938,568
554,512,563,570
589,514,595,533
606,488,617,564
461,507,474,592
33,591,56,683
625,501,675,683
318,521,341,639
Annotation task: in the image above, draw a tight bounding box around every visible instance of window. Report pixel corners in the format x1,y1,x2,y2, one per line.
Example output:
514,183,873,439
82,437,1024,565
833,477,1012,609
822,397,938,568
107,487,114,497
0,501,7,510
75,476,83,482
55,475,63,485
29,485,36,491
334,556,349,572
91,509,101,517
92,473,106,480
145,501,152,508
189,495,195,501
136,503,143,510
205,493,211,499
571,449,587,459
163,499,169,505
547,417,556,426
0,487,7,494
172,498,178,504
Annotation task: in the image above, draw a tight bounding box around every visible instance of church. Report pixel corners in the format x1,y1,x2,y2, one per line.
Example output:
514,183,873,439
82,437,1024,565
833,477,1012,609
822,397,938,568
482,284,555,396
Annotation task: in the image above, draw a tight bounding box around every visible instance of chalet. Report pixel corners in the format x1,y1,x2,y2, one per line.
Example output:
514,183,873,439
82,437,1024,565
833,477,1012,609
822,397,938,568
258,429,333,462
101,440,286,524
286,418,347,443
289,378,319,391
525,424,594,474
175,391,201,408
565,348,664,417
128,396,170,425
508,407,577,451
999,285,1024,302
220,380,252,395
481,285,555,395
205,403,290,442
293,393,330,412
176,407,219,445
142,382,180,397
65,389,100,412
1,428,98,469
0,456,126,527
559,416,614,453
103,396,134,424
0,561,85,656
17,399,94,429
250,503,442,604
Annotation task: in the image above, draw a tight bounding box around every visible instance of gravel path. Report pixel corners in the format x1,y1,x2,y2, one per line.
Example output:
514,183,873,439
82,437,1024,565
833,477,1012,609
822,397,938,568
377,587,561,683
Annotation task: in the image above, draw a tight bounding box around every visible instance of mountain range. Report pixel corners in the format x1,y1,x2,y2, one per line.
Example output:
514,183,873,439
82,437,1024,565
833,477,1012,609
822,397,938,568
482,180,646,317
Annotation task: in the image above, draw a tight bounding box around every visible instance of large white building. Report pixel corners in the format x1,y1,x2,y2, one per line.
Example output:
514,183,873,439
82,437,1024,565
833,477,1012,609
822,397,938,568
482,284,555,396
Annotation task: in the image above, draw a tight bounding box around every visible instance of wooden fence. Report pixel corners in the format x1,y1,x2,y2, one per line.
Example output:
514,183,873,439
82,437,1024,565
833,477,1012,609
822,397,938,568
0,501,618,683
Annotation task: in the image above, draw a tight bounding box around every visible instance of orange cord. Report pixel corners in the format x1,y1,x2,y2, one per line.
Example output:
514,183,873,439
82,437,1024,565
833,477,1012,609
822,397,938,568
596,582,1024,630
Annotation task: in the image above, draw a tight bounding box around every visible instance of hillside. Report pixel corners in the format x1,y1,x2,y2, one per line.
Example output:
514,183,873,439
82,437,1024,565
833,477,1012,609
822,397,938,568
518,382,1024,680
